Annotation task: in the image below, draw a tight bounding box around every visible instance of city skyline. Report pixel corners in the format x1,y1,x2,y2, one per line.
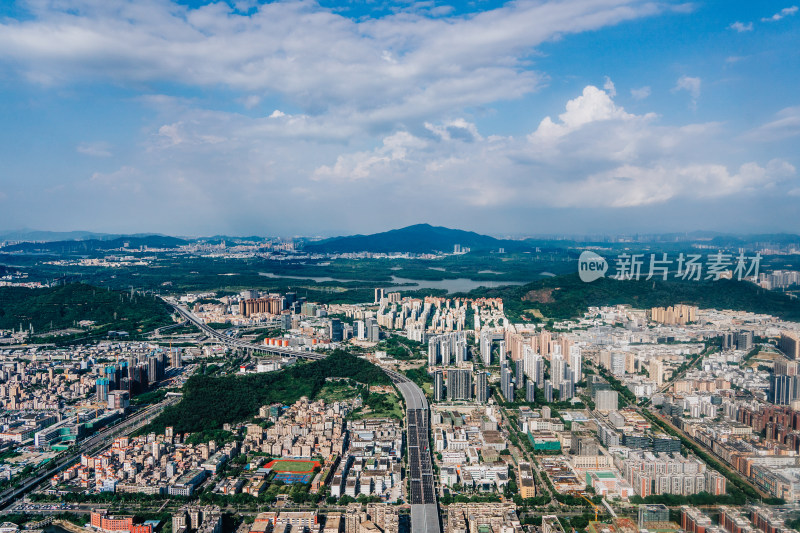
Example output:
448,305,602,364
0,1,799,235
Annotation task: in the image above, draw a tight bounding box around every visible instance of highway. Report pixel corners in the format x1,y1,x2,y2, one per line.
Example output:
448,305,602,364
163,299,442,532
391,375,440,533
164,299,326,360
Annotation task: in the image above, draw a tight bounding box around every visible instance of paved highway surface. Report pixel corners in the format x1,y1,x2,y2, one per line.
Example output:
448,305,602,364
165,299,325,360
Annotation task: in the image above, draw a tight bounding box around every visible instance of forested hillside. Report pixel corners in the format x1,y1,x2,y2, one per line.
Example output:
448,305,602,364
475,273,800,322
145,351,391,434
0,283,173,333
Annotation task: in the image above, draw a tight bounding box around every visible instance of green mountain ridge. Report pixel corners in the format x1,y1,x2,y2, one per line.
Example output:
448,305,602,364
2,235,187,254
0,283,173,334
304,223,524,254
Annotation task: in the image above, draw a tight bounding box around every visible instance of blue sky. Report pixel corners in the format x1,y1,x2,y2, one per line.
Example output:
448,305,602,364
0,0,798,237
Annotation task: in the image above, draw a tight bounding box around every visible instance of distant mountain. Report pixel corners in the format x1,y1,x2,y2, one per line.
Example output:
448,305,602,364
0,229,117,242
708,233,800,247
303,224,523,254
1,235,188,254
197,235,267,245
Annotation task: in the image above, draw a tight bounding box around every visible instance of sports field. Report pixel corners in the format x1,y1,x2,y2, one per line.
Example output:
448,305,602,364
266,459,320,473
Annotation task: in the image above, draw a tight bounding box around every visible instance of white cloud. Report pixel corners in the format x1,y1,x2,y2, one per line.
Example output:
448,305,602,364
77,141,112,157
557,160,794,208
603,76,616,97
729,21,753,32
313,131,427,181
762,6,798,21
89,166,143,193
303,85,793,210
673,75,701,109
240,95,261,109
528,85,642,142
0,0,675,131
30,81,794,233
424,118,483,142
630,86,651,100
742,106,800,142
269,110,286,118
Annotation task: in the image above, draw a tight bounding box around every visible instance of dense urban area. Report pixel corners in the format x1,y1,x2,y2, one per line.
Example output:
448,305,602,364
1,227,800,533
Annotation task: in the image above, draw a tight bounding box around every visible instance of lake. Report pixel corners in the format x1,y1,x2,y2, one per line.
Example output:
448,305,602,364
259,272,528,293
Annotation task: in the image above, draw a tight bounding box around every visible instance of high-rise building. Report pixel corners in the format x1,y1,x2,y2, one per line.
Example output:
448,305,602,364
526,381,536,403
779,332,800,360
650,359,664,386
374,288,385,304
568,345,582,383
559,379,574,401
447,369,472,401
551,356,566,389
611,352,626,376
365,318,380,342
428,332,468,367
501,363,514,402
428,338,439,366
769,375,799,405
369,323,380,343
280,311,292,330
533,355,543,387
475,372,489,403
434,370,445,402
108,390,130,410
723,331,754,351
355,320,366,341
96,378,110,402
329,318,343,342
480,331,492,366
515,359,525,389
596,390,619,412
543,380,553,403
170,349,182,369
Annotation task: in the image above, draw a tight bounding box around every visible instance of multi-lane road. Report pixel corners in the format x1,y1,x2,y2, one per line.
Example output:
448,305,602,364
169,299,441,532
165,299,325,360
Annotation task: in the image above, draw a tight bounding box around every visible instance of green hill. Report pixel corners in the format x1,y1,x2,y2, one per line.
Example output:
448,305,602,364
472,273,800,322
145,350,391,434
0,283,173,334
304,223,525,254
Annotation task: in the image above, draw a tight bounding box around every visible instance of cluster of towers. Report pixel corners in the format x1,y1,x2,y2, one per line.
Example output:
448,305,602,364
95,350,179,402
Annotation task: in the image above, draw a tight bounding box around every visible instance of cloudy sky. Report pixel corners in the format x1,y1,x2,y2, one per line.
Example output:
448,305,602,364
0,0,798,237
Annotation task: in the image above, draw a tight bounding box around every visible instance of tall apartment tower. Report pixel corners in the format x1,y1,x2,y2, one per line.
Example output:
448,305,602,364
447,369,472,401
526,381,536,403
515,359,525,389
475,371,489,403
501,363,514,402
434,370,445,402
